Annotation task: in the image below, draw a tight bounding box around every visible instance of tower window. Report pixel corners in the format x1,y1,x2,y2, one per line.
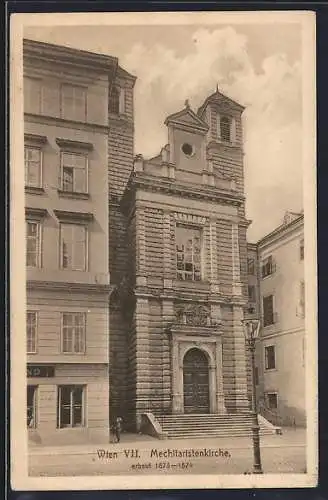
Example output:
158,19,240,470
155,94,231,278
220,116,231,142
181,143,194,157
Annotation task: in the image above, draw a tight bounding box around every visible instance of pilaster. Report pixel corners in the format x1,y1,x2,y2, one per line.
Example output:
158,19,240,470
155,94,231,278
209,219,220,293
232,222,243,296
232,305,249,411
162,299,175,413
135,297,150,427
136,209,147,284
163,211,175,281
215,339,227,413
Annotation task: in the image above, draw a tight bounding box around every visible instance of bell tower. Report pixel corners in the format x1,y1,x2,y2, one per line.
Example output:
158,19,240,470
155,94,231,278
197,87,245,215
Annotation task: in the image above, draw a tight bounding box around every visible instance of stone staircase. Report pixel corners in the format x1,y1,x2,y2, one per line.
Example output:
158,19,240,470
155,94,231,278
156,413,281,439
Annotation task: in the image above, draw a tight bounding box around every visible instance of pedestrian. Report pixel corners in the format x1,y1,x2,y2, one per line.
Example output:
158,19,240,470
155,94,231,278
112,416,123,443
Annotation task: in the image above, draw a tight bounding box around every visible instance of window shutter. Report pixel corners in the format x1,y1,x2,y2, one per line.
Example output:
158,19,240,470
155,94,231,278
24,77,41,114
231,117,237,143
73,225,86,271
42,81,59,117
119,88,125,114
217,112,221,140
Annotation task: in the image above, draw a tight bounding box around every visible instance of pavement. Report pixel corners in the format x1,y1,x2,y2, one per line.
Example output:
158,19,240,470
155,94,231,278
28,427,307,476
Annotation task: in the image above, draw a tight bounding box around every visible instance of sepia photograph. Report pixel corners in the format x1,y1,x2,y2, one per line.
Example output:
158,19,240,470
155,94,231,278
10,11,317,490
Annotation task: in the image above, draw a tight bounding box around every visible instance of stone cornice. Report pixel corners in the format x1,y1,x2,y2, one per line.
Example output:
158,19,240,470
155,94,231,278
26,280,113,294
24,133,48,145
124,173,244,208
55,138,94,151
133,284,246,306
25,113,109,134
53,209,94,223
25,207,48,220
24,38,118,74
167,325,222,337
207,139,243,154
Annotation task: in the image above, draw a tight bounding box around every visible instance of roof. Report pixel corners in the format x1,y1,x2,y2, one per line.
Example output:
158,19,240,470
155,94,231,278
165,103,209,133
197,89,245,117
23,38,119,73
257,212,304,247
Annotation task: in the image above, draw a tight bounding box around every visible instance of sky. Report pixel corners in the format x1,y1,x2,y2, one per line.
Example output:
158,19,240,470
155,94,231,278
24,21,304,242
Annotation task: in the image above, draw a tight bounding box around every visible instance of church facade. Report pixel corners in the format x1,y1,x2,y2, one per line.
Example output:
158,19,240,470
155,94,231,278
110,90,252,430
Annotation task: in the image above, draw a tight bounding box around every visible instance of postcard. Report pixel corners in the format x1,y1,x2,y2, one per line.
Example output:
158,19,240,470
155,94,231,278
10,10,317,490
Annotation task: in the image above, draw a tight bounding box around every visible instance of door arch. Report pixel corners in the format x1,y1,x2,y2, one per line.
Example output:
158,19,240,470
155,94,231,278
183,348,210,414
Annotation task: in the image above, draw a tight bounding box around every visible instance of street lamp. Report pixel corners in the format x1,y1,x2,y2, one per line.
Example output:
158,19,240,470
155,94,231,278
242,318,263,474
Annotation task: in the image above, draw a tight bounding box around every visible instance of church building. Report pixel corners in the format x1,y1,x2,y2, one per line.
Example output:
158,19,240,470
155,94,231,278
110,89,254,433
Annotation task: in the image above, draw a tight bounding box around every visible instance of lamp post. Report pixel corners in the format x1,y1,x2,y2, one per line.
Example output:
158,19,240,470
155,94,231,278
242,318,263,474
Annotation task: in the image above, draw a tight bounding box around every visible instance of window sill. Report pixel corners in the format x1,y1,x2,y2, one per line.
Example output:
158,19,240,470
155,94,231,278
261,273,276,280
264,368,278,372
25,186,45,195
61,353,86,356
57,190,90,200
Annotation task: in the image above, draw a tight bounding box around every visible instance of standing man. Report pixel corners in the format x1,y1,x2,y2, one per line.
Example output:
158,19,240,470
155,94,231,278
112,416,123,443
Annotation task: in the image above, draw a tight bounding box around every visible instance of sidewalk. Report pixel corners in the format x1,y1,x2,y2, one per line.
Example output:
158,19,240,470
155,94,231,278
29,427,306,456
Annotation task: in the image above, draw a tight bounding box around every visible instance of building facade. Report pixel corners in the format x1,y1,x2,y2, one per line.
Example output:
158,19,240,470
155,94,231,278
110,90,253,430
24,39,125,444
247,212,305,427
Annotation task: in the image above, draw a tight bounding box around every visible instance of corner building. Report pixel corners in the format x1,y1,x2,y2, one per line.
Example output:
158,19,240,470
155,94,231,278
24,39,121,444
111,91,251,430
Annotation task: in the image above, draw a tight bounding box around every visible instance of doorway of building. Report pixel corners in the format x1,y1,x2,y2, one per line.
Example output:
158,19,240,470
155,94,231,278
183,348,210,414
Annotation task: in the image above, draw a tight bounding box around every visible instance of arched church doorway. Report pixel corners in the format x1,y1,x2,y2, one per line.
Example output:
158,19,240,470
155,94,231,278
183,348,210,414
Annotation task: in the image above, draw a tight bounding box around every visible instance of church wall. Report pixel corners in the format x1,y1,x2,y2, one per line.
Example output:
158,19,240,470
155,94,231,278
144,208,165,278
108,78,135,426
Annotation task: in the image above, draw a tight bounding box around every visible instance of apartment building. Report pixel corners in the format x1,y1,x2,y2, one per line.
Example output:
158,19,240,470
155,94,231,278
247,212,305,426
24,39,131,445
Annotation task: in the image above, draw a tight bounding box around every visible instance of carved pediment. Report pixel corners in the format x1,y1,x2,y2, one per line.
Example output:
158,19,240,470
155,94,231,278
176,304,211,327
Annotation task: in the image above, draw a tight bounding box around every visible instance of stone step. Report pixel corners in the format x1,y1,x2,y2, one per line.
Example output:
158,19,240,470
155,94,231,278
156,413,278,439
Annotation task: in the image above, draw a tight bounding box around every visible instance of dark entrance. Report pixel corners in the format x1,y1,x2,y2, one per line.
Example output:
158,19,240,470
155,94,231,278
183,348,210,414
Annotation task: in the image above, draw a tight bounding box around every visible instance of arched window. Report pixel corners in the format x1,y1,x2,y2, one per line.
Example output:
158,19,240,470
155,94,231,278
220,116,231,142
109,86,120,114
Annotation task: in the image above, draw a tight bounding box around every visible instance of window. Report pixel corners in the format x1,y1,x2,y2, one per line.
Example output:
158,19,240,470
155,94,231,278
61,312,86,353
24,77,41,114
220,116,231,142
109,86,125,115
266,392,278,409
61,84,86,122
27,311,37,353
248,285,256,303
181,143,194,157
176,225,202,281
60,223,87,271
300,239,304,260
61,152,88,193
26,221,41,267
25,146,42,187
261,255,275,278
247,258,255,275
27,386,37,428
264,345,276,370
109,86,120,114
57,385,85,428
263,295,275,326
